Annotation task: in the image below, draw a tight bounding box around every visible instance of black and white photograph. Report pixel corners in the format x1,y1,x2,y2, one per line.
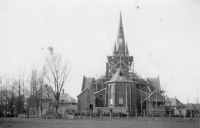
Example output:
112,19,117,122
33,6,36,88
0,0,200,128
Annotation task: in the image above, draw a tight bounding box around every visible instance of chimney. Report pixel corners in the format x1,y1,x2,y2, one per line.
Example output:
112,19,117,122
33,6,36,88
62,89,64,94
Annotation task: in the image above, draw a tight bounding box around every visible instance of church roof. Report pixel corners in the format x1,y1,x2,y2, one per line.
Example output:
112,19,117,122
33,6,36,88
81,75,94,91
147,77,161,91
105,67,134,84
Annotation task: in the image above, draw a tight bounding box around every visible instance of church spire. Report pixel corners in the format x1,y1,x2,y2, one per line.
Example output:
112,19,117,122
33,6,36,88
113,43,117,55
125,42,129,56
116,12,125,55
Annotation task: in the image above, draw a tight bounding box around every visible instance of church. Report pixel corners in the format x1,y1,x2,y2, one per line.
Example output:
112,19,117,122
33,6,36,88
77,13,165,115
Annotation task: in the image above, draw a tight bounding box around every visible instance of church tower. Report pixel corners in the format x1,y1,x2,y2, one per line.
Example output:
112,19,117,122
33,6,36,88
105,13,137,114
107,13,133,79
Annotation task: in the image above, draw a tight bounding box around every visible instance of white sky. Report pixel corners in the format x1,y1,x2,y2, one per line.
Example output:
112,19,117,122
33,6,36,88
0,0,200,104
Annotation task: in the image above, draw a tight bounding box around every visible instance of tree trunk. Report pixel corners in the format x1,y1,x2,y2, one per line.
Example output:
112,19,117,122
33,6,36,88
56,100,59,114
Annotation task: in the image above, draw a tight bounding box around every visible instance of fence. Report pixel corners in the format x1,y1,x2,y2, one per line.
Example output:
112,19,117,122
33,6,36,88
14,110,200,123
71,110,200,123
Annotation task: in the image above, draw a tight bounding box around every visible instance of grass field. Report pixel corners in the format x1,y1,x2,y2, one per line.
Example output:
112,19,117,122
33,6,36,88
0,118,199,128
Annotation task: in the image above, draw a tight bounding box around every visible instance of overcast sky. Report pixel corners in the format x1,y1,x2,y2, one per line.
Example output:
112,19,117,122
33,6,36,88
0,0,200,104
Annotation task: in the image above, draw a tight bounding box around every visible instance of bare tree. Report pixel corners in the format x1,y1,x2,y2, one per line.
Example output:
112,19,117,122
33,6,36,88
38,66,46,115
1,78,20,116
28,68,40,115
45,54,71,114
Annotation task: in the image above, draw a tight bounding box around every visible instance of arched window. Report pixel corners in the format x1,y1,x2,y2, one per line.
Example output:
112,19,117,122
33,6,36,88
95,95,104,107
118,85,123,105
110,85,113,104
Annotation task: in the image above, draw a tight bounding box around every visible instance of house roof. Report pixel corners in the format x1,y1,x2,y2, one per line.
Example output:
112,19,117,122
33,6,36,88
77,87,95,98
37,84,55,100
36,84,76,103
147,77,161,91
184,103,200,110
184,104,194,110
65,105,77,111
166,98,184,106
60,93,76,103
81,75,94,91
106,67,133,84
195,104,200,110
149,91,165,102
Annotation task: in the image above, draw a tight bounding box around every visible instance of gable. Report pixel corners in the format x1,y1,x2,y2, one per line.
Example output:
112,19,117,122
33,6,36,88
60,93,76,103
149,91,165,101
175,98,183,106
166,98,184,106
185,103,196,110
77,88,95,100
106,67,132,83
195,104,200,110
37,84,55,101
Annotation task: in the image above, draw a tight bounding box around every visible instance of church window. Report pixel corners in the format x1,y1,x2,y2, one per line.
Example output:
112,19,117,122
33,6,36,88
119,98,123,104
118,85,123,105
96,95,104,107
110,99,113,105
110,85,113,104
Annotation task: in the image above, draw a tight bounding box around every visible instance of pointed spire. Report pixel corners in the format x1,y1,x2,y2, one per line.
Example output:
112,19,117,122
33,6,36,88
125,42,129,54
113,43,117,55
114,43,117,53
116,12,125,55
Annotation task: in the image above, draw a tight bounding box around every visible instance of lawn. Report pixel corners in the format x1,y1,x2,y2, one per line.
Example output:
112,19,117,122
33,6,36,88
0,118,199,128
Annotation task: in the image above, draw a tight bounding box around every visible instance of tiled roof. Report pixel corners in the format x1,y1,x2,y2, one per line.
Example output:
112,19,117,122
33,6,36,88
81,76,94,91
77,87,94,98
184,103,200,110
60,93,76,103
37,84,55,100
195,104,200,110
149,91,165,102
37,84,76,103
147,77,161,91
166,98,184,106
